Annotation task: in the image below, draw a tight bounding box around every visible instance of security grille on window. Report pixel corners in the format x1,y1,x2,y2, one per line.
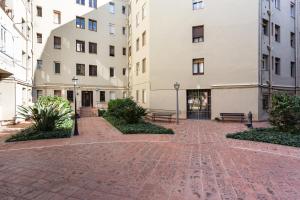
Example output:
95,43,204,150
76,40,85,52
54,36,61,49
192,26,204,43
88,19,97,31
76,64,85,76
67,90,74,102
89,65,97,76
76,17,85,29
37,33,42,43
109,45,115,56
100,91,105,102
89,42,97,54
54,62,60,74
193,58,204,75
193,0,204,10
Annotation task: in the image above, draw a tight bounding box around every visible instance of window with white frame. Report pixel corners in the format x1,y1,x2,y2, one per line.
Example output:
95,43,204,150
291,3,295,18
109,23,115,35
274,0,280,9
89,0,97,8
53,10,61,24
193,58,204,75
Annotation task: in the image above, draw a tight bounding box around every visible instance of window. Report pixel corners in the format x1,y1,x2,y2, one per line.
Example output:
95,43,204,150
136,38,139,51
109,23,115,35
37,33,42,43
76,0,85,5
262,19,269,36
291,62,296,78
76,40,85,52
275,57,280,75
128,46,132,57
136,12,139,27
262,54,269,70
109,45,115,56
88,19,97,31
89,42,97,54
76,17,85,29
122,68,126,75
67,90,74,102
275,0,280,9
54,36,61,49
193,58,204,75
54,90,62,97
142,90,146,103
142,3,146,19
110,67,115,77
76,64,85,76
89,65,97,76
142,31,146,46
291,3,295,18
37,90,43,99
122,6,126,14
37,60,43,68
89,0,97,8
193,0,204,10
37,6,42,17
122,27,126,35
54,62,60,74
109,2,115,14
262,94,269,110
192,26,204,43
110,91,116,100
100,91,105,102
291,32,295,48
53,10,61,24
142,58,146,73
136,90,139,102
136,62,140,76
122,47,126,55
274,24,280,42
123,91,127,98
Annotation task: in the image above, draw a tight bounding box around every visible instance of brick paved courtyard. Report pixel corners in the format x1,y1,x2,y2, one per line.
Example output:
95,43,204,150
0,117,300,200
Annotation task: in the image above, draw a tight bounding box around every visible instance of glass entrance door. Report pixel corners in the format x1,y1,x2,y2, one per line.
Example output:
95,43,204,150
187,90,211,120
82,91,93,107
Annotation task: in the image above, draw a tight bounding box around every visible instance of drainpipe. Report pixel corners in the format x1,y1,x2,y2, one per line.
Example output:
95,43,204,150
267,0,273,105
295,0,299,94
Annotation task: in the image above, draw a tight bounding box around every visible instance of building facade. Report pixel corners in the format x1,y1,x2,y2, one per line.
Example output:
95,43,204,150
31,0,300,121
0,0,33,124
32,0,128,110
128,0,300,121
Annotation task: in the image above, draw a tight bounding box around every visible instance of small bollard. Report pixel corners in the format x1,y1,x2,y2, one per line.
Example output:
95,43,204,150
246,111,253,129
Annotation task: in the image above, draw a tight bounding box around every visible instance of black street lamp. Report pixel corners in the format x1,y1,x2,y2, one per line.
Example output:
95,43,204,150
72,76,79,136
174,82,180,125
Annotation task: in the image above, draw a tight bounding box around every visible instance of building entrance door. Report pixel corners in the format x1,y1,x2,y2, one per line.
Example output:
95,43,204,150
187,90,211,120
82,91,93,107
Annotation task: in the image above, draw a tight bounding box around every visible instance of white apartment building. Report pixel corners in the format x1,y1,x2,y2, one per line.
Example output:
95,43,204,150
128,0,300,121
32,0,128,110
0,0,33,124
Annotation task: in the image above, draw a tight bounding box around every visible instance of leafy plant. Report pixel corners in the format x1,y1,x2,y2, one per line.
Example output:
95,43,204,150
269,94,300,133
106,98,146,124
98,109,106,117
18,96,72,132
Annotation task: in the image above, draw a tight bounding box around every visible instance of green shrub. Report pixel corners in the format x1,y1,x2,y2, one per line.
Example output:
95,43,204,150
106,98,146,124
269,94,300,133
98,109,106,117
104,115,174,134
18,96,72,132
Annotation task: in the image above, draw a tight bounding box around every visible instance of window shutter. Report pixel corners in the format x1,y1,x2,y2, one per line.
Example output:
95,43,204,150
193,26,203,38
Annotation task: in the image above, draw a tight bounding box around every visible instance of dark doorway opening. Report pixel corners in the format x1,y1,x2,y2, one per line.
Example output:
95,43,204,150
82,91,93,107
187,90,211,120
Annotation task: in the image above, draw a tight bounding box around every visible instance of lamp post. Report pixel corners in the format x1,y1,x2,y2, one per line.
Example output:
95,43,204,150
72,76,79,136
174,82,180,125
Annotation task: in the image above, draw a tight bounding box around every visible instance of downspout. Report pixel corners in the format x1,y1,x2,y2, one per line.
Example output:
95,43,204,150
267,0,273,104
295,0,299,94
259,0,262,87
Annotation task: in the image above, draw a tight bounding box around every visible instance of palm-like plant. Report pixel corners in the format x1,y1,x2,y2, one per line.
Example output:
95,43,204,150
18,101,72,132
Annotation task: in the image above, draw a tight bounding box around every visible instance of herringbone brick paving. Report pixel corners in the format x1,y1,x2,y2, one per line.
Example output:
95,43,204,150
0,117,299,200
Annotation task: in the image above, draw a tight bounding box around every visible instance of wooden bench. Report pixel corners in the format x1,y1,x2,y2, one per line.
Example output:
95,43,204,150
149,112,175,123
220,113,245,123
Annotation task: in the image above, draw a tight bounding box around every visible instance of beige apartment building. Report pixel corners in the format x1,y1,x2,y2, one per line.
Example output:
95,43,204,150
0,0,33,124
32,0,300,121
33,0,128,110
129,0,300,121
